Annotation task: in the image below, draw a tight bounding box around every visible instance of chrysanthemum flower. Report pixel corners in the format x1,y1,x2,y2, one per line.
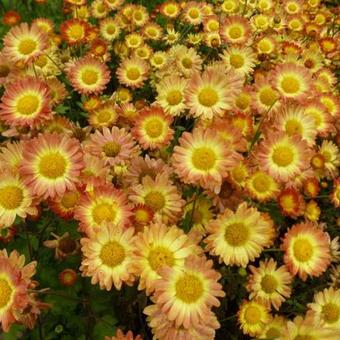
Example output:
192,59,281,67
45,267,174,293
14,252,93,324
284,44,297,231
184,66,243,119
281,222,331,281
99,17,121,41
132,223,201,295
282,314,339,340
46,78,68,107
129,173,184,224
152,255,225,329
75,185,132,234
142,22,162,41
60,19,89,45
246,170,279,202
105,328,142,340
156,75,187,116
0,249,37,332
43,232,79,260
48,188,81,220
271,103,317,146
159,1,181,18
3,23,48,64
258,315,287,339
220,46,256,77
132,106,174,150
84,126,139,167
80,224,135,290
144,303,220,340
67,56,110,95
88,102,118,128
116,56,149,89
271,63,312,101
277,187,305,218
0,141,24,174
318,140,339,178
308,287,340,329
0,171,37,227
0,77,52,128
19,133,84,199
246,258,292,310
172,128,242,193
205,203,275,267
220,15,251,45
255,132,311,183
170,45,203,77
182,1,205,25
330,178,340,208
237,300,272,337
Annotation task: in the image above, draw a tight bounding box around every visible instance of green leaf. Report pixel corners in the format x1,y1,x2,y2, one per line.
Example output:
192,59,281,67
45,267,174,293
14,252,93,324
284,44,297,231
3,324,25,340
92,315,117,339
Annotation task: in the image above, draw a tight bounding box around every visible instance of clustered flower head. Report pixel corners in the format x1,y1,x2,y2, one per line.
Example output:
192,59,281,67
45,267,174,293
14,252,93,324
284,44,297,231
0,0,339,338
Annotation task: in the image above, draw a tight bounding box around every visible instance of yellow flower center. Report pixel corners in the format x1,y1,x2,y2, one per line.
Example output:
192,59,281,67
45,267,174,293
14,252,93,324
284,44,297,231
244,305,261,324
135,208,150,224
307,110,321,127
153,55,164,65
322,303,339,323
191,146,216,171
293,238,313,262
102,142,121,157
224,222,249,246
100,241,125,268
0,185,23,210
198,87,218,107
61,191,79,209
144,191,165,211
252,173,270,193
68,24,84,40
285,119,303,135
148,246,174,271
261,274,278,294
258,39,272,53
39,152,67,179
16,94,40,116
188,8,200,19
126,67,140,81
287,3,298,12
18,38,37,55
181,57,192,69
134,11,143,21
81,69,99,85
266,327,281,339
208,21,219,31
175,273,204,304
272,146,294,167
166,90,182,106
229,54,244,68
106,25,116,35
144,118,164,138
228,26,242,39
236,93,250,110
0,278,13,308
259,87,278,107
35,55,48,68
281,76,300,94
97,110,112,124
97,3,106,13
92,202,116,225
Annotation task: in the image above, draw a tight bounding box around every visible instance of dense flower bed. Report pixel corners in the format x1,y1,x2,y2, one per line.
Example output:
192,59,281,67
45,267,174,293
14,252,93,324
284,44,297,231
0,0,339,339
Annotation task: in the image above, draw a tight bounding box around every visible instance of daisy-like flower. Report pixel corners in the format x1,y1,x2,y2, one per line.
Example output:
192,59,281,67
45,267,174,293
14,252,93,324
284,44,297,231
88,102,118,129
2,23,48,64
48,188,81,220
105,329,142,340
129,173,184,224
318,140,340,178
281,222,331,281
330,178,340,208
0,249,39,332
80,223,135,291
277,187,305,218
99,17,121,42
270,103,317,146
67,56,110,95
84,126,139,167
282,314,339,340
0,171,37,227
246,170,279,202
60,19,89,45
160,1,181,18
144,303,220,340
255,132,311,183
308,287,340,328
43,232,79,260
19,133,84,199
246,258,293,310
0,141,24,173
205,203,275,267
74,185,132,234
0,77,52,128
220,46,256,77
116,56,149,89
220,15,251,45
152,255,225,329
171,45,203,78
172,128,242,193
132,106,174,150
258,315,287,339
237,300,272,337
156,75,187,116
182,1,205,25
271,63,312,101
132,222,201,295
184,66,243,120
